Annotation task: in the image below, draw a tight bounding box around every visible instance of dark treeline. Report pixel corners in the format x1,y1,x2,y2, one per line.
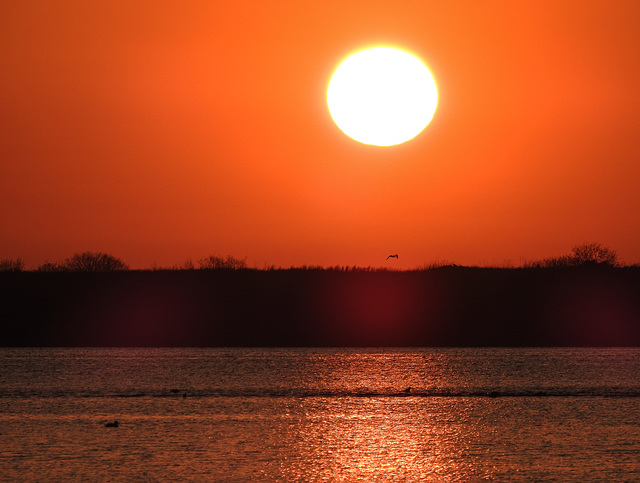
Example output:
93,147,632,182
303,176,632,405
0,243,635,273
1,265,639,347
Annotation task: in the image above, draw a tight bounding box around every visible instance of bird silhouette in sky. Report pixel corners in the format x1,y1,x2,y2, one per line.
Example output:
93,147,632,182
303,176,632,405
386,254,399,260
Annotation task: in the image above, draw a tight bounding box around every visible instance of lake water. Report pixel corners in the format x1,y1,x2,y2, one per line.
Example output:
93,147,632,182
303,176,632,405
1,348,639,481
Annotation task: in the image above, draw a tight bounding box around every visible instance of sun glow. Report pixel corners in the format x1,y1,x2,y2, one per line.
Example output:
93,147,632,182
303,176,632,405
327,47,438,146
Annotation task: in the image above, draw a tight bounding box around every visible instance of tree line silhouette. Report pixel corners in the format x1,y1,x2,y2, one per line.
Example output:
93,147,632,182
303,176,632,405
0,244,633,272
0,252,249,272
1,243,639,347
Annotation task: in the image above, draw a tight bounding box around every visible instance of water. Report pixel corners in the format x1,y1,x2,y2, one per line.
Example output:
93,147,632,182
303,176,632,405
1,348,639,481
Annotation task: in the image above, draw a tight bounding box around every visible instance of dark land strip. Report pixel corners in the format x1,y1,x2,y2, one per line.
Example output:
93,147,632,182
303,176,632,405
1,266,639,346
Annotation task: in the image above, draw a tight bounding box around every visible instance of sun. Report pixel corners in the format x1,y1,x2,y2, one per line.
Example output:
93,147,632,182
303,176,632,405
327,47,438,146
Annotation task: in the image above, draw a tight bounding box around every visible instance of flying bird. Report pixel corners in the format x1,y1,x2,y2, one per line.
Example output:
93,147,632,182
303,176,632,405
386,254,399,260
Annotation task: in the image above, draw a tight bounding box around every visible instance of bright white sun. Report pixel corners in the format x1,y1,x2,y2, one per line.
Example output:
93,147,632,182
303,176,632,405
327,47,438,146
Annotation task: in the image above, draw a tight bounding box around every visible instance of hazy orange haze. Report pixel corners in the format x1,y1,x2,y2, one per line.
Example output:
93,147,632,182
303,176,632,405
2,1,640,269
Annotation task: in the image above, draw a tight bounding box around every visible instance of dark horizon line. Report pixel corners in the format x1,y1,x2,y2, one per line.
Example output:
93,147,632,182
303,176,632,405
3,262,640,273
1,243,637,271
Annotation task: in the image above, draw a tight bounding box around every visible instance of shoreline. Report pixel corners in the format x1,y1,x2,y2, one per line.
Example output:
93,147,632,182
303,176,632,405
2,266,639,347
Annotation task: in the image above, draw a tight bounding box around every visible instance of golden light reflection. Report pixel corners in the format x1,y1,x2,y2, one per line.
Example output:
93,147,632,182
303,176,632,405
275,397,498,481
265,351,497,480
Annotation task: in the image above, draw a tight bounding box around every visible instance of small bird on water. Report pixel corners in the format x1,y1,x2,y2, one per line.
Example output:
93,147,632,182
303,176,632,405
104,420,119,428
386,254,399,260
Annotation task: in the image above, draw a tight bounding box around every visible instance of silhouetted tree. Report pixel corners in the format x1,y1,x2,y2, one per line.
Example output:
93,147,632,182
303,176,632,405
569,243,618,266
528,243,619,268
197,255,247,270
0,258,25,272
64,252,128,271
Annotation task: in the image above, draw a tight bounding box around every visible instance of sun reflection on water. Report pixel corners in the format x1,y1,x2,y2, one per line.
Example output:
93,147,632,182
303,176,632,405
2,349,640,481
271,397,495,481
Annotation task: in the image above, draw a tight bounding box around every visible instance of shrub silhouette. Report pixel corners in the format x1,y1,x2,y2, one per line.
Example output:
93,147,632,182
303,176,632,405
0,258,25,272
198,255,247,270
569,243,618,266
64,252,128,271
528,243,618,268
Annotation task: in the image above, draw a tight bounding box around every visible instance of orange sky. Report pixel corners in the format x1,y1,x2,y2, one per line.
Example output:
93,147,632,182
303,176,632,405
2,1,640,269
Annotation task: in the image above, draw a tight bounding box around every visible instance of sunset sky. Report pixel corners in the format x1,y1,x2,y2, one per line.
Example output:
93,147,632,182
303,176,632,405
2,1,640,269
